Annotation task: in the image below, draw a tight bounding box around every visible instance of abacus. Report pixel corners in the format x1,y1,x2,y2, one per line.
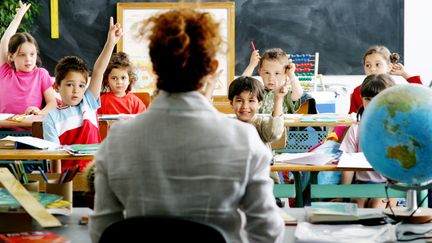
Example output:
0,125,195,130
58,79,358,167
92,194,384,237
287,52,324,92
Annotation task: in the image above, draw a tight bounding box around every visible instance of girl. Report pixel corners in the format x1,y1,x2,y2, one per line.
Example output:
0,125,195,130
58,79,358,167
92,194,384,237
341,73,398,208
242,48,304,114
0,2,56,116
98,52,146,114
348,45,422,114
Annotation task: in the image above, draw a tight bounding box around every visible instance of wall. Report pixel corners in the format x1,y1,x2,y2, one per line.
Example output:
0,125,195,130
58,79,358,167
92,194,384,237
324,0,432,113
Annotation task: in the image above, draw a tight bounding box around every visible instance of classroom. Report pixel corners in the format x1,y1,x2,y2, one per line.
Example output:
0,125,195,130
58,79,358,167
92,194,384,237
1,0,432,242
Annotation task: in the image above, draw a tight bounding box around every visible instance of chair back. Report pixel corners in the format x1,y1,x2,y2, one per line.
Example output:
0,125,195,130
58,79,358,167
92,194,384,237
99,215,230,243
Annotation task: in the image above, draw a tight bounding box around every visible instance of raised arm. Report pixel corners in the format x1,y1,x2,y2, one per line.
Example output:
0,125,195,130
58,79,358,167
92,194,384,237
88,17,122,99
0,1,31,65
242,50,260,76
285,61,303,101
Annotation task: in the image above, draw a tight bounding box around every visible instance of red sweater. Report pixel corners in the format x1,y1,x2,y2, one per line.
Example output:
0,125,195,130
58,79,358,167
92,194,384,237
348,75,422,114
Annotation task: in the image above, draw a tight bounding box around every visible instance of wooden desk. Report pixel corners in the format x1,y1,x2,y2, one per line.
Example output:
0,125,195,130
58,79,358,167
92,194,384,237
284,114,356,127
0,149,94,173
0,149,93,161
27,172,88,192
272,163,372,172
282,207,432,243
0,115,44,128
271,163,373,207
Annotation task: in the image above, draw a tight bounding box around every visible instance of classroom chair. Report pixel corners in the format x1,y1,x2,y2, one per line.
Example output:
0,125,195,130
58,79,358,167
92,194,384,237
133,91,152,108
98,215,230,243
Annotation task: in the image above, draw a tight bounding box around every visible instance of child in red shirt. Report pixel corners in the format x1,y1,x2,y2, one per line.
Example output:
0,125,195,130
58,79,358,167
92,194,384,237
98,52,146,115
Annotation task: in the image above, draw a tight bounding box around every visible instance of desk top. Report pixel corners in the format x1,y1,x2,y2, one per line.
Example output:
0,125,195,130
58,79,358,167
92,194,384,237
283,208,432,243
50,207,92,243
0,149,94,160
0,115,44,127
271,163,373,172
284,114,356,127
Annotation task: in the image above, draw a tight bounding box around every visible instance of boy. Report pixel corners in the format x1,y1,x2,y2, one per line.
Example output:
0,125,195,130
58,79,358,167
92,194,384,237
43,17,122,171
228,76,288,152
242,48,303,114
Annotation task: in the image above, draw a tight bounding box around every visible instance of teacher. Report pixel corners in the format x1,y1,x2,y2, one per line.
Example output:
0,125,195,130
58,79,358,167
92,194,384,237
89,8,284,243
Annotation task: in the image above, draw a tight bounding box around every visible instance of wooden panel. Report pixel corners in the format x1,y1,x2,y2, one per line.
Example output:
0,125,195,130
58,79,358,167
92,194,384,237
133,91,152,108
273,184,296,198
28,172,88,192
310,184,406,198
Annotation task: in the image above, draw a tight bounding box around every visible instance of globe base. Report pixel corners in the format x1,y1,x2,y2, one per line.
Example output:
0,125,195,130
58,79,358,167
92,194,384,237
383,207,432,224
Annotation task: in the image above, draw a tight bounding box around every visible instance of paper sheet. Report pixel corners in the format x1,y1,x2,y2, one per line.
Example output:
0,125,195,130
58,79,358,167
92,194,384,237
337,152,372,168
274,152,338,165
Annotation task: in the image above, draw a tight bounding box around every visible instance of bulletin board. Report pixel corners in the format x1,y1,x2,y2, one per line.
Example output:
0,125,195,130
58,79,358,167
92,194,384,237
117,2,235,96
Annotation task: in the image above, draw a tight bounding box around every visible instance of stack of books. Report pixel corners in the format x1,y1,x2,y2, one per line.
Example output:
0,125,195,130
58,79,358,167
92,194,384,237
63,144,100,156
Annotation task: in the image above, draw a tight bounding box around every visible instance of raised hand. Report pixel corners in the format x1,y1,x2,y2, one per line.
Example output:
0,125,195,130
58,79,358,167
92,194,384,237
16,1,31,18
107,17,123,46
284,59,296,77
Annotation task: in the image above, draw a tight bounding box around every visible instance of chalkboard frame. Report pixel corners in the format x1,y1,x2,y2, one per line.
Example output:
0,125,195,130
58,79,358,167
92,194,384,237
117,2,235,96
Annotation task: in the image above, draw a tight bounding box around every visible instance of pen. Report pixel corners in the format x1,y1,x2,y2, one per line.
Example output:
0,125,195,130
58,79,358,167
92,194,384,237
251,40,256,51
66,165,80,182
37,166,49,183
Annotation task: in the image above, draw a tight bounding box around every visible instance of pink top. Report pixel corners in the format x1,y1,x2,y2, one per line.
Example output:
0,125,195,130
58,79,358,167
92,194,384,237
339,123,387,183
0,63,53,114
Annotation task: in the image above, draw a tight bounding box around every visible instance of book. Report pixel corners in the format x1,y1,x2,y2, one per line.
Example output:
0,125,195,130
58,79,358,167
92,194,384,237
63,144,100,156
0,136,61,150
278,208,297,225
0,189,62,212
306,202,386,224
98,114,136,121
0,231,69,243
337,152,372,169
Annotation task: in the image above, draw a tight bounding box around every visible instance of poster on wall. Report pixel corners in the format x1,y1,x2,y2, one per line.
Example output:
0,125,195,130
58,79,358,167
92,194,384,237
117,2,235,96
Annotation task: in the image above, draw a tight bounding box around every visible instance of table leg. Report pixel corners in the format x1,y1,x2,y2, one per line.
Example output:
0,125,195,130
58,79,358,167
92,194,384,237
51,159,61,173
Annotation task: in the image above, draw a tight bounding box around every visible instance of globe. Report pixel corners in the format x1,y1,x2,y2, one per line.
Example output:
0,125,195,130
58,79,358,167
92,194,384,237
360,84,432,185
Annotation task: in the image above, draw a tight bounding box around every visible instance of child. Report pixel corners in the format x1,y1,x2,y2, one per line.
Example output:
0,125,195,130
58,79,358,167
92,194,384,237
341,73,398,208
228,76,288,151
242,48,303,114
98,51,146,114
348,45,422,114
43,17,122,171
0,2,57,116
229,76,289,208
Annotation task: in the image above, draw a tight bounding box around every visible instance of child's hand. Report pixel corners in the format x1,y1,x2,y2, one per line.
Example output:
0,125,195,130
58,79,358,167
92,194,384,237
25,106,40,115
248,50,260,69
107,17,123,46
390,63,409,77
284,59,296,77
16,1,31,18
275,80,289,98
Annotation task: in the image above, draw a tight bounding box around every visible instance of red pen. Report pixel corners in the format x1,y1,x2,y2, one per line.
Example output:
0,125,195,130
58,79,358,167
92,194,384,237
251,40,256,51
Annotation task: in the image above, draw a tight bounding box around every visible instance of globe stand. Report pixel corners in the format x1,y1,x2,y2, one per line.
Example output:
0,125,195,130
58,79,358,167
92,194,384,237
383,182,432,224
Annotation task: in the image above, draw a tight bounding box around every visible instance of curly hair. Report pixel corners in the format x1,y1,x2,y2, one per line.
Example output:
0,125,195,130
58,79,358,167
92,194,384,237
8,32,42,68
101,51,137,93
139,8,222,93
54,56,89,85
